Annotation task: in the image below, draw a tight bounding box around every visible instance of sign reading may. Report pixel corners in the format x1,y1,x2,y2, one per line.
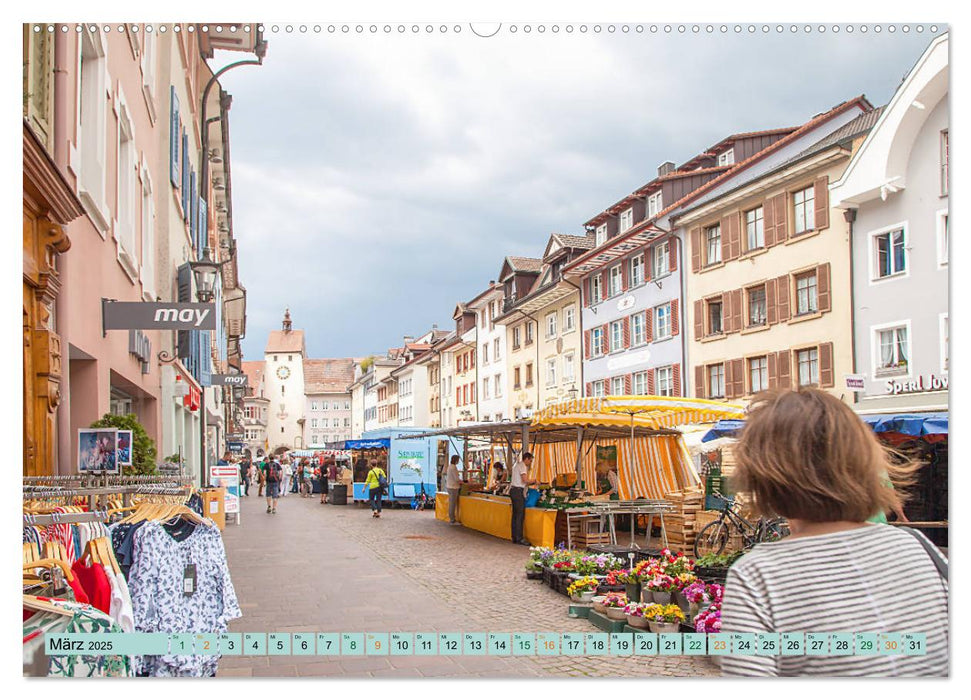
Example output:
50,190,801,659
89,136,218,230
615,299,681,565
102,300,217,331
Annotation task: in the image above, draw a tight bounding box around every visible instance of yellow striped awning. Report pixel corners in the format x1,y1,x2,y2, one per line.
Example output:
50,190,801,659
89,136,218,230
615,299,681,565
531,395,746,431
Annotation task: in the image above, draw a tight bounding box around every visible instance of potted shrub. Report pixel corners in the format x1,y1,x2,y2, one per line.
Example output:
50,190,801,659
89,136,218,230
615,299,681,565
645,604,686,633
602,592,629,621
567,576,599,603
643,574,676,604
624,602,650,629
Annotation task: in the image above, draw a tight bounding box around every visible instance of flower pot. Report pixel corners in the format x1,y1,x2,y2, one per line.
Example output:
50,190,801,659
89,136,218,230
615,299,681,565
676,590,690,610
652,591,673,605
571,590,595,603
568,573,583,580
606,607,628,621
688,601,701,623
627,615,649,629
624,583,642,603
648,621,680,633
591,596,607,614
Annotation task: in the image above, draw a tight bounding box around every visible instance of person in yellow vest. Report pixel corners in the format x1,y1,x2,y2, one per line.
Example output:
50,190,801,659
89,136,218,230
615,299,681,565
365,461,388,519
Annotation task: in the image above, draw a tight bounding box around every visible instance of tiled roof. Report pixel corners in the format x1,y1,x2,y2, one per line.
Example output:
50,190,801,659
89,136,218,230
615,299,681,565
241,361,265,388
265,329,305,354
789,106,886,162
506,256,543,273
405,343,432,351
303,358,356,394
554,233,596,250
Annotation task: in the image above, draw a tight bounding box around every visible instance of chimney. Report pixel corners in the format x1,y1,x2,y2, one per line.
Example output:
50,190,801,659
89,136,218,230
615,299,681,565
432,323,438,329
658,161,676,177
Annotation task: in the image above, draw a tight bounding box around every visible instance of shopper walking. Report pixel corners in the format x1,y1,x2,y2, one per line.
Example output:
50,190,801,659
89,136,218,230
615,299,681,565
240,458,251,497
320,460,332,504
257,459,266,497
264,457,283,514
509,452,536,545
719,388,947,677
279,458,292,497
301,461,315,498
445,455,464,524
365,461,387,518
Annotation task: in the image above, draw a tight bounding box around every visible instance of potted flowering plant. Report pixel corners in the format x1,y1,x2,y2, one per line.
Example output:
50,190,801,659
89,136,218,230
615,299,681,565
673,572,698,609
602,592,629,621
643,574,676,604
591,595,608,614
644,603,686,633
680,581,709,622
567,576,600,603
606,568,642,602
694,603,721,633
623,602,651,629
659,549,695,578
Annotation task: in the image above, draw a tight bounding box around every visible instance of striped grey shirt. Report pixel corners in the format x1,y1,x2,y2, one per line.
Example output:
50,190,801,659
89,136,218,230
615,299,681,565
720,524,948,677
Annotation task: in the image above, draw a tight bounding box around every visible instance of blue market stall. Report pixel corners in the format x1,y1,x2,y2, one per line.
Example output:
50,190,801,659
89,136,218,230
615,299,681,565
345,428,445,505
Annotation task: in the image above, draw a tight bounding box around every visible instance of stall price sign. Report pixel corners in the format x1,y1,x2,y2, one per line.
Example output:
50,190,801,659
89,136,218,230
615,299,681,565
513,633,535,656
316,633,339,656
488,633,511,656
414,633,437,656
390,633,413,656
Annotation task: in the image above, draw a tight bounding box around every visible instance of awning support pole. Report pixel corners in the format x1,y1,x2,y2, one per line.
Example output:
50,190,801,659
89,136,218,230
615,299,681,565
574,426,584,489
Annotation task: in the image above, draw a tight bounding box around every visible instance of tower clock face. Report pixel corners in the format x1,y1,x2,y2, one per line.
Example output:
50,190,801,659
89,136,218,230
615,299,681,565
276,366,291,380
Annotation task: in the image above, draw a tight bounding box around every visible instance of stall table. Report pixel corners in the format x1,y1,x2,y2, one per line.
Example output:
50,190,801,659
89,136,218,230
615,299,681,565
435,492,558,547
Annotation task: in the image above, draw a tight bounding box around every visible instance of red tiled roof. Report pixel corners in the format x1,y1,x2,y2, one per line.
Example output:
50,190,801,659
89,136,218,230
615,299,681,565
567,96,873,274
265,329,305,354
303,358,356,394
241,361,265,388
506,256,543,273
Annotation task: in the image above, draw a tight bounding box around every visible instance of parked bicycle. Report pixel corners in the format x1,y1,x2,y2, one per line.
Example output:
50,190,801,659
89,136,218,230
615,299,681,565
411,484,432,510
693,491,790,558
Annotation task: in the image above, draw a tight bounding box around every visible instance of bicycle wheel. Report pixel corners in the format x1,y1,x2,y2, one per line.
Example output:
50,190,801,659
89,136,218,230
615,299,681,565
762,518,790,541
694,519,730,558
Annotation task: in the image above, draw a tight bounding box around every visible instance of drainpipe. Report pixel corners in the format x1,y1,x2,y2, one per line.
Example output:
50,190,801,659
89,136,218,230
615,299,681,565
844,208,858,375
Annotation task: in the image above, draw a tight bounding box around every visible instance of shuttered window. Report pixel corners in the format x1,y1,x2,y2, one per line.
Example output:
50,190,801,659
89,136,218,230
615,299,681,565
611,376,625,395
708,364,725,398
748,286,767,326
631,254,645,286
655,303,672,339
633,371,648,395
745,206,764,250
656,366,674,397
654,241,670,277
591,327,604,357
705,225,722,265
793,186,815,234
796,348,819,387
795,271,818,315
707,299,723,335
610,320,623,351
749,356,768,393
631,312,647,345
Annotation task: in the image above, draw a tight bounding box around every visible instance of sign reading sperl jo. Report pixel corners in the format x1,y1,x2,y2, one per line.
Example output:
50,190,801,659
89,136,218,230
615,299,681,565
102,300,217,331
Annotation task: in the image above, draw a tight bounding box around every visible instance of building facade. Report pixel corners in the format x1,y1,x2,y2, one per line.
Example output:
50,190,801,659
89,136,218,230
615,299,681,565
262,310,306,452
678,106,879,403
495,257,542,417
240,361,268,458
467,285,508,422
830,34,949,414
303,358,355,447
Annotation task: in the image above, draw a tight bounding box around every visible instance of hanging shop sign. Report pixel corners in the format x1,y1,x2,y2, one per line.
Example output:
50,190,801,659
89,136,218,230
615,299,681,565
886,374,949,395
183,385,202,411
227,441,245,455
845,374,866,391
102,299,217,331
207,374,248,387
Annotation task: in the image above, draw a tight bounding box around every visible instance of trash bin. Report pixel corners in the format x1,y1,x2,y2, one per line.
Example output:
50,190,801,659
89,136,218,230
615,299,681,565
330,483,348,506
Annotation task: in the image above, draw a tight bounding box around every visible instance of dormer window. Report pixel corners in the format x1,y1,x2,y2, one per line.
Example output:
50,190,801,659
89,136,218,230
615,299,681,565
647,191,663,218
595,224,607,247
718,148,735,166
620,208,634,232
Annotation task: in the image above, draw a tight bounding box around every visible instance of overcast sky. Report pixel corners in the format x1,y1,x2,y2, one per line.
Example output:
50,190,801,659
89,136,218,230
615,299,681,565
214,26,940,360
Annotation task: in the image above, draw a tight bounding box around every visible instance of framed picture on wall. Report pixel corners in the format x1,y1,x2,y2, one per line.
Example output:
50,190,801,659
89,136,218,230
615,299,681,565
77,428,120,474
116,430,133,466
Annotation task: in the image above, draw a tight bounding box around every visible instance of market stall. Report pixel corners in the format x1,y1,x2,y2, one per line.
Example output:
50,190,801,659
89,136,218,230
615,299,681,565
345,427,444,504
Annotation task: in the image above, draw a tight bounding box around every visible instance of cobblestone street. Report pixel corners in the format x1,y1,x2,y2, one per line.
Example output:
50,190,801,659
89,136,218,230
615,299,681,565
219,492,717,678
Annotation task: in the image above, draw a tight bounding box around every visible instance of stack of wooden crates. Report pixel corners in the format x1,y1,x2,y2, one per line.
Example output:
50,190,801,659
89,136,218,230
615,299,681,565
661,487,704,552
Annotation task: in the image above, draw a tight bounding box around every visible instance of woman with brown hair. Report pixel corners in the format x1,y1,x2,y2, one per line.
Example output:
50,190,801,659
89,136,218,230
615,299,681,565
720,388,947,677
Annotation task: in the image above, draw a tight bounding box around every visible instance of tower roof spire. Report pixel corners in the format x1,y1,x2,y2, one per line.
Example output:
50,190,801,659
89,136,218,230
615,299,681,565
283,308,292,333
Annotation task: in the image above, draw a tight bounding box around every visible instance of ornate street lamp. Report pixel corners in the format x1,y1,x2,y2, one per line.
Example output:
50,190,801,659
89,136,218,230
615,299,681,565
189,248,220,303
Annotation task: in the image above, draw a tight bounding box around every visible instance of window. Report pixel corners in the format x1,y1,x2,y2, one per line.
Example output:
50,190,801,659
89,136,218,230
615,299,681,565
344,418,350,427
483,378,491,400
512,326,521,349
525,363,534,387
630,254,645,286
321,401,328,410
877,326,909,375
563,305,576,332
494,337,501,359
546,312,557,339
311,402,318,411
322,418,329,428
938,211,948,267
941,130,949,196
345,401,350,410
482,343,489,364
495,374,503,397
705,225,722,265
648,191,663,218
610,320,623,351
611,376,625,395
288,355,293,362
718,148,735,166
633,371,648,394
655,303,672,339
793,186,815,234
654,241,670,277
116,111,138,271
608,265,623,297
514,367,521,389
525,322,534,345
591,327,604,357
281,385,285,396
79,30,108,229
311,419,318,428
563,353,575,381
797,348,819,387
749,356,768,393
745,206,764,250
141,29,157,104
748,287,767,326
546,358,557,386
620,208,634,231
592,380,606,398
140,169,155,297
273,355,278,362
707,299,723,335
795,271,818,315
631,312,647,345
874,228,907,279
656,366,674,397
708,364,725,398
591,275,604,304
595,224,608,246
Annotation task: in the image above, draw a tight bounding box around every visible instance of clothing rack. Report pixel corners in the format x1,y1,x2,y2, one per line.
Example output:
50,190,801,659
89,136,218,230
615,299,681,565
23,485,191,511
24,511,109,526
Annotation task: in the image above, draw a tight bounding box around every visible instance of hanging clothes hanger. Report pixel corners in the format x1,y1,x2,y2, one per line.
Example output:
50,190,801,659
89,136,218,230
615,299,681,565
23,594,74,617
23,558,76,582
